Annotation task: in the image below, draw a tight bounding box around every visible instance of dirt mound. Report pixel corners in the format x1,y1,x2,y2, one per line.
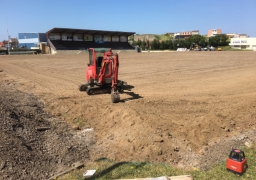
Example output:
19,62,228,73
0,85,93,180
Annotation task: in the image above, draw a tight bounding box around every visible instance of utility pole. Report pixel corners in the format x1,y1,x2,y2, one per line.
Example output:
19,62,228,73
6,18,10,55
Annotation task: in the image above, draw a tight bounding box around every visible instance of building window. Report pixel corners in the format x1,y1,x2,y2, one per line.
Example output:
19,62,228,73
18,33,38,39
19,43,38,49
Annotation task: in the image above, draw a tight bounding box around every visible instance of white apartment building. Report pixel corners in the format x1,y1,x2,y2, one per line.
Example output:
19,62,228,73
229,37,256,50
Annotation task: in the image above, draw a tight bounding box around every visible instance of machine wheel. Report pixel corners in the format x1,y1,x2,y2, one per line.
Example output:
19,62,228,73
111,91,120,103
78,84,88,91
86,88,95,95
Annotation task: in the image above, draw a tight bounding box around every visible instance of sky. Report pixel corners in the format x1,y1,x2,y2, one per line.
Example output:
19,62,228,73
0,0,255,41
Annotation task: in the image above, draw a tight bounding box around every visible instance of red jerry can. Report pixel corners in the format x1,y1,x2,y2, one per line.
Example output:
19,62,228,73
226,149,247,174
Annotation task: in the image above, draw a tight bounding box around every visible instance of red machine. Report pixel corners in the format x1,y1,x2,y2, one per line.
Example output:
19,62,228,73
226,149,247,174
79,48,126,103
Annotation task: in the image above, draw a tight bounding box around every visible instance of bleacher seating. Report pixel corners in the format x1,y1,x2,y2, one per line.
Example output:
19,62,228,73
50,40,134,50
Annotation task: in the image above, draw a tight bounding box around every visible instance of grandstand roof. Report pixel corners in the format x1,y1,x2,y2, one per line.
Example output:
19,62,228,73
46,28,135,36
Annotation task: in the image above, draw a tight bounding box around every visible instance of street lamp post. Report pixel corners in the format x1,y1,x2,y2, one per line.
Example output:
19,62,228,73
8,37,11,55
6,18,10,55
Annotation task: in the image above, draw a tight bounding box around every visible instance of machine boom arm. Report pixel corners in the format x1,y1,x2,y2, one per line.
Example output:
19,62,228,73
97,51,119,92
112,53,119,91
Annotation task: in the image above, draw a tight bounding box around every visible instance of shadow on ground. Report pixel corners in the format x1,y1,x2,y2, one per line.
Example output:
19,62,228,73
121,85,143,102
85,158,148,180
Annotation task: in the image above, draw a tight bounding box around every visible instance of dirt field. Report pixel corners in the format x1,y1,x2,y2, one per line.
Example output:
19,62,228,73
1,51,256,177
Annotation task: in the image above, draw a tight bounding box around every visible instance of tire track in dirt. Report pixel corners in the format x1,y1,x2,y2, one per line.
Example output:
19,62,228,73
0,60,78,95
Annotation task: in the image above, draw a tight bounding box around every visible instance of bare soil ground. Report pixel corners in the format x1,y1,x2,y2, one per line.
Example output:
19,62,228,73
0,51,256,178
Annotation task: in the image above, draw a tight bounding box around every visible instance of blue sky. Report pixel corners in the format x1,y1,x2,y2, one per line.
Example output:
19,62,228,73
0,0,255,41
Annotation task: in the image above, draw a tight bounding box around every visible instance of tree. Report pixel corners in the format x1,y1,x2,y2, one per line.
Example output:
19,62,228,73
141,41,145,50
146,39,150,50
209,34,229,47
159,40,167,50
128,36,133,41
186,35,207,48
219,34,229,46
166,39,174,50
173,39,186,50
150,39,160,50
134,39,142,47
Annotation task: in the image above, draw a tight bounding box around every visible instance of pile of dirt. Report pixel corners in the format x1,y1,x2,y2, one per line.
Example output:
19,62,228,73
0,84,93,180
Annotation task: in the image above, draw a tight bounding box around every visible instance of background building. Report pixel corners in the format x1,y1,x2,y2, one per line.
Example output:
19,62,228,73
46,28,135,54
0,42,5,48
174,30,199,39
207,29,222,37
229,37,256,50
226,33,239,39
9,38,19,48
238,34,248,38
2,40,9,48
18,33,47,49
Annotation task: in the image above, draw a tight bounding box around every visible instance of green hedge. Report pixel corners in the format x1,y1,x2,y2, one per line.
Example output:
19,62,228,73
11,48,41,53
0,49,42,55
0,50,8,54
